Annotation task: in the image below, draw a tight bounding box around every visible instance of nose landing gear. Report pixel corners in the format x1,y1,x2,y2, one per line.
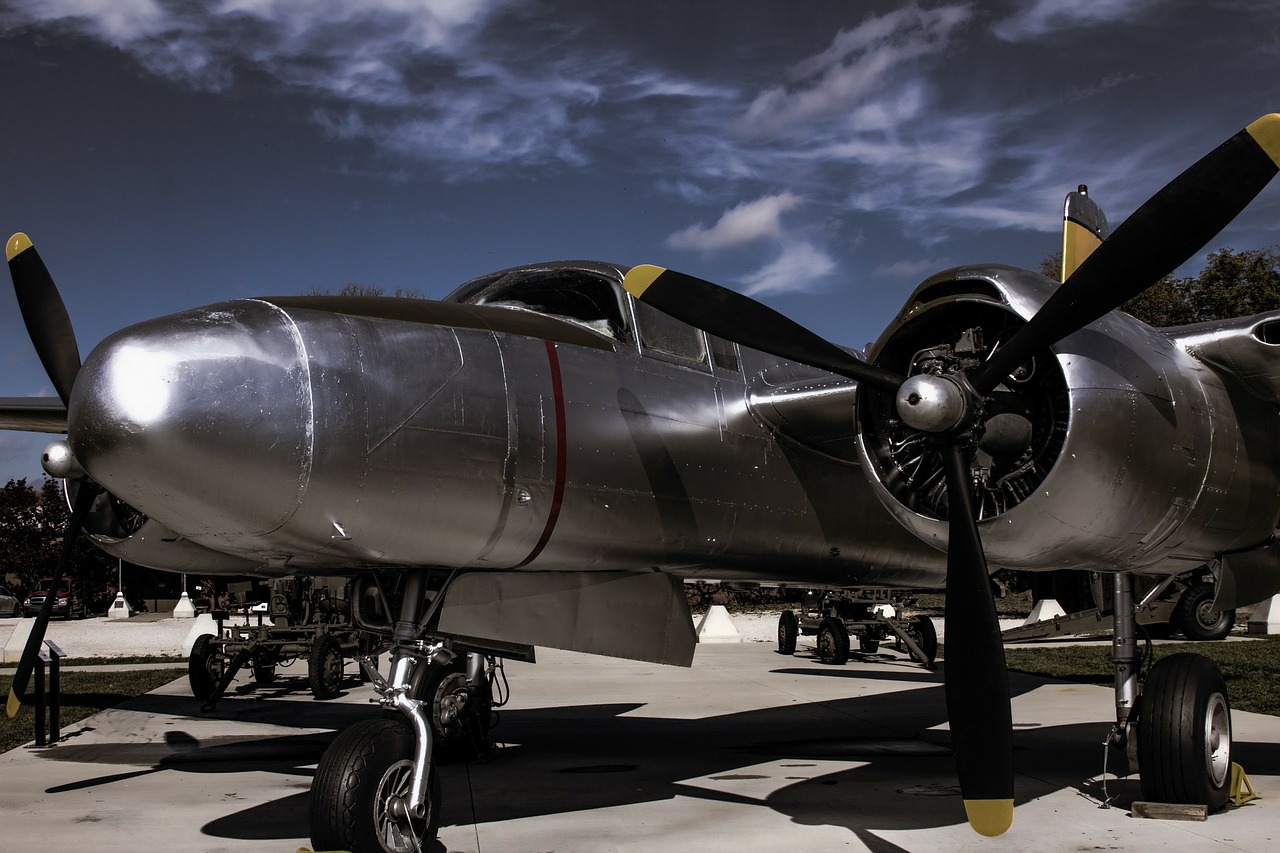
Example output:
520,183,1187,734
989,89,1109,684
309,569,508,852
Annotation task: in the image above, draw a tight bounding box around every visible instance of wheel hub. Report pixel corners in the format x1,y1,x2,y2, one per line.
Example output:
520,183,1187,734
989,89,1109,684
1205,692,1231,787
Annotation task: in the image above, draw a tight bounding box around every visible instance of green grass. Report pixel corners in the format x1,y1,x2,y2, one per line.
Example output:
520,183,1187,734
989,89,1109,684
55,654,186,666
0,669,186,754
1001,637,1280,716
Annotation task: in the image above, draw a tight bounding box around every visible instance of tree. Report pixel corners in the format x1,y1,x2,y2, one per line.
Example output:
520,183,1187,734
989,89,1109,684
0,478,114,608
307,282,425,299
1187,246,1280,322
1040,246,1280,326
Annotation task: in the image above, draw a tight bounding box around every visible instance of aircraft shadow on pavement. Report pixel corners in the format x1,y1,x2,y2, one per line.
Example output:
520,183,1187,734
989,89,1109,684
27,665,1267,849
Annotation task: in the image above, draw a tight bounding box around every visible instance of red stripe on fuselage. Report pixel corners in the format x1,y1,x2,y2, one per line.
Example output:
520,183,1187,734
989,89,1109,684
515,340,567,567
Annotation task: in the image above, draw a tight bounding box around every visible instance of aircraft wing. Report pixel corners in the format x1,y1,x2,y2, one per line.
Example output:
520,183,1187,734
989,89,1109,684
0,397,67,432
1171,310,1280,402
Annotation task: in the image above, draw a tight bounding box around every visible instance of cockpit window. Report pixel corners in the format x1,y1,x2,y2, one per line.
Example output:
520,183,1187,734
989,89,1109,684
634,298,708,364
468,269,628,341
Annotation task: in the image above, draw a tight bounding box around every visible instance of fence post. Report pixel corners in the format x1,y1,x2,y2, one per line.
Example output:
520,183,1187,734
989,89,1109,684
32,655,46,748
45,640,64,745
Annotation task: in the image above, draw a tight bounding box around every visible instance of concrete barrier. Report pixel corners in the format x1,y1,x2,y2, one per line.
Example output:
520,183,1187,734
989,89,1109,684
695,605,742,643
181,613,218,657
1248,594,1280,634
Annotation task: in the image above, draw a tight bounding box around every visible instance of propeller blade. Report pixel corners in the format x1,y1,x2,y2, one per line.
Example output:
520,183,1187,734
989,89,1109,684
623,265,904,392
6,233,82,407
939,443,1014,836
6,483,99,719
973,113,1280,393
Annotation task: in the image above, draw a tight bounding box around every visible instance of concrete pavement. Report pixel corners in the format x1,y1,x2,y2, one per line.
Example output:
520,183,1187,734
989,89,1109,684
2,641,1278,852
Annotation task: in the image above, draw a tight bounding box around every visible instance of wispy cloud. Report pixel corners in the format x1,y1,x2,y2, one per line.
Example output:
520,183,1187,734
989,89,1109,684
873,259,936,278
1,0,1232,297
740,241,837,297
666,193,802,251
737,5,972,141
2,0,620,175
992,0,1160,42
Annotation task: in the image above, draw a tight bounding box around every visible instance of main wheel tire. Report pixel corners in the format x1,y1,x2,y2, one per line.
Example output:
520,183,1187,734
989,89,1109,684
1137,653,1231,811
816,617,849,666
310,718,441,853
188,634,223,701
309,634,345,700
1173,582,1234,641
777,610,798,655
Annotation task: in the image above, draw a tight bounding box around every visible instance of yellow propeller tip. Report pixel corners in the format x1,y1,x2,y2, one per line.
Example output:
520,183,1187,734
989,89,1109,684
1246,114,1280,169
6,688,21,719
623,264,666,299
6,232,33,262
963,798,1013,837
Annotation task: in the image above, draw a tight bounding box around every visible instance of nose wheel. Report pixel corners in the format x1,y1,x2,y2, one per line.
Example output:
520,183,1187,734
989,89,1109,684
310,718,441,853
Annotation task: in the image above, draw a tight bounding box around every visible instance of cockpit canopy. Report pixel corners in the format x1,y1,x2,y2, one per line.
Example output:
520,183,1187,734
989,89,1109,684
450,263,630,341
445,261,740,371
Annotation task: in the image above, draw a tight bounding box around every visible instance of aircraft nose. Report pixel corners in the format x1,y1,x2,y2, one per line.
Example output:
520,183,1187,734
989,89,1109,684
68,299,313,536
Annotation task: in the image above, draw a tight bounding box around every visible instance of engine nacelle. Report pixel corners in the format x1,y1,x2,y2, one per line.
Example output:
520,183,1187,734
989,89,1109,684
857,265,1280,574
65,481,265,576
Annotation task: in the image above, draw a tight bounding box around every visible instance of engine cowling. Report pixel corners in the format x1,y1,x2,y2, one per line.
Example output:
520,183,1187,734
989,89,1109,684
62,479,264,576
856,265,1280,573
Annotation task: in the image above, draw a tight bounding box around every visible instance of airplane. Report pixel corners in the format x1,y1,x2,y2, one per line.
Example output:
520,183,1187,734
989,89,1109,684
3,112,1280,851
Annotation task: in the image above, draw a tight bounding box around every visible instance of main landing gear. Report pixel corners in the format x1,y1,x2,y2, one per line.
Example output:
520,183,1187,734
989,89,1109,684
309,570,506,853
1109,572,1232,810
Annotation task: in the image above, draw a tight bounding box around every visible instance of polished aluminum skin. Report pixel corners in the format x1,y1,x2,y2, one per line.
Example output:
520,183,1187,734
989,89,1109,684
858,265,1280,590
58,261,1280,605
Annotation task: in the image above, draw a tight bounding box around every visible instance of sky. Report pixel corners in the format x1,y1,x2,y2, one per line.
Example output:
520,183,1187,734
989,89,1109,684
2,0,1280,480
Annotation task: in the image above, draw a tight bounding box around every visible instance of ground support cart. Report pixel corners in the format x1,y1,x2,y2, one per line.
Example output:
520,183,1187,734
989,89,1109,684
188,576,378,709
776,588,937,667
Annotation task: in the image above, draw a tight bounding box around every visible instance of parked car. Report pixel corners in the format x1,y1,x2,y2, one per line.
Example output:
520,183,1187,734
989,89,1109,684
0,585,19,617
23,577,87,619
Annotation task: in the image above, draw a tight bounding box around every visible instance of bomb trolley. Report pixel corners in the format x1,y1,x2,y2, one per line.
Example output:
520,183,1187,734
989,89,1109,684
776,588,938,667
188,576,378,709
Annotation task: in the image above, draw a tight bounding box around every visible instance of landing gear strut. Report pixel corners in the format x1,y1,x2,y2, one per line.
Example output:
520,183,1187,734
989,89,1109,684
309,570,502,852
1109,572,1232,811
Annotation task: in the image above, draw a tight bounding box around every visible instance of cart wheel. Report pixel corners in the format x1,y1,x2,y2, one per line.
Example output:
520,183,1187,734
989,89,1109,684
858,633,880,653
908,614,937,664
310,634,345,700
777,610,798,655
188,634,224,701
817,617,849,665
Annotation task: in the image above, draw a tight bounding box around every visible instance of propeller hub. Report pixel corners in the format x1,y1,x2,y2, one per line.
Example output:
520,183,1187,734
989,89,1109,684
895,374,969,433
41,439,86,480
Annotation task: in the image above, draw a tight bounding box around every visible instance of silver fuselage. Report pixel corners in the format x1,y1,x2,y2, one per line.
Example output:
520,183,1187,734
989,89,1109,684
64,263,1280,600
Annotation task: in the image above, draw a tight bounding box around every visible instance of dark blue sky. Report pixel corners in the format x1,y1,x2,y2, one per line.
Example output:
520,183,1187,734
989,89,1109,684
3,1,1280,479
